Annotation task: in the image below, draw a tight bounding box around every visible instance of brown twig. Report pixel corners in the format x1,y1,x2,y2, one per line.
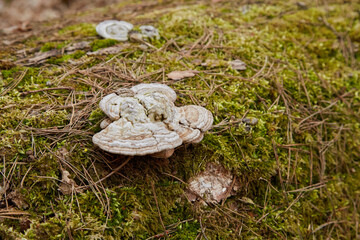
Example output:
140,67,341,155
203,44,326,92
151,181,168,239
221,175,237,206
272,140,288,202
93,156,132,185
1,69,28,96
20,87,74,96
199,216,209,240
287,181,327,193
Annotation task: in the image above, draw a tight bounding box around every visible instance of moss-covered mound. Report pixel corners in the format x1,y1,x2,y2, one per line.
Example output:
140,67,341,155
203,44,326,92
0,0,359,239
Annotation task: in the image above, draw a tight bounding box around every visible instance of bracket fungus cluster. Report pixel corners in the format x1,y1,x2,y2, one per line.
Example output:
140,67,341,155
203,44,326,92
93,83,213,158
96,20,133,41
96,20,160,41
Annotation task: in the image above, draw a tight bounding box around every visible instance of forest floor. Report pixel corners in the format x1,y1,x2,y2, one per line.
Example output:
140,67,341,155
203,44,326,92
0,0,359,239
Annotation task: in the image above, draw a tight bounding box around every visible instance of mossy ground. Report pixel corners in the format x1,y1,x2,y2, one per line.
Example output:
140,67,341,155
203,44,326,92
0,0,359,239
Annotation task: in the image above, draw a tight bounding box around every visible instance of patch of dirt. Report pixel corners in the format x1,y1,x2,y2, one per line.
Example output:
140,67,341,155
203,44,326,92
0,0,120,29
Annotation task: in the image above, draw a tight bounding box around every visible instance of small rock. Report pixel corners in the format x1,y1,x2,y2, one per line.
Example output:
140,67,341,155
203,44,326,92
242,117,258,126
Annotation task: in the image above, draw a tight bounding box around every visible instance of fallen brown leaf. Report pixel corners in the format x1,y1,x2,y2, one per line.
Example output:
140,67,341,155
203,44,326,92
229,59,247,71
59,170,83,195
185,162,240,204
7,190,29,209
65,41,90,52
167,70,199,80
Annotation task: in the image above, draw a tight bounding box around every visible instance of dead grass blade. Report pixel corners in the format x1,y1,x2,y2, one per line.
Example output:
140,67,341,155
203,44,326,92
1,69,28,96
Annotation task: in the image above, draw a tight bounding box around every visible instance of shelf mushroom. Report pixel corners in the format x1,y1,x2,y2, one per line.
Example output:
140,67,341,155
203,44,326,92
139,25,160,40
96,20,133,41
93,83,213,158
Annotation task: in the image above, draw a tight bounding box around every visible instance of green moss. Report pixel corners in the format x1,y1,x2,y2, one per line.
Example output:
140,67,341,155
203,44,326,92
47,50,85,64
1,66,23,80
90,39,118,51
40,42,68,52
1,0,360,239
58,23,97,37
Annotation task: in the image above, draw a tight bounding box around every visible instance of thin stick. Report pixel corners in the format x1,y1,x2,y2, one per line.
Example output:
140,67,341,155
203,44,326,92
297,101,338,128
20,87,74,96
221,175,237,206
272,140,288,202
94,156,132,185
20,165,33,188
1,69,28,96
199,216,209,240
287,182,327,193
151,181,168,239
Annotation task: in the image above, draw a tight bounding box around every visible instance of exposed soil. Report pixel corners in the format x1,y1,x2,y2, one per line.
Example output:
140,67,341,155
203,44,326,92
0,0,120,29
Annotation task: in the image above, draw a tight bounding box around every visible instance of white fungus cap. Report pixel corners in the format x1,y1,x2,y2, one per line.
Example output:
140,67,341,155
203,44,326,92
96,20,134,41
93,83,213,157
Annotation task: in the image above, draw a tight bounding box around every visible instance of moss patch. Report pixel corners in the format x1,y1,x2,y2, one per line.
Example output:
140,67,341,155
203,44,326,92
90,39,119,51
58,23,97,37
0,0,359,239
